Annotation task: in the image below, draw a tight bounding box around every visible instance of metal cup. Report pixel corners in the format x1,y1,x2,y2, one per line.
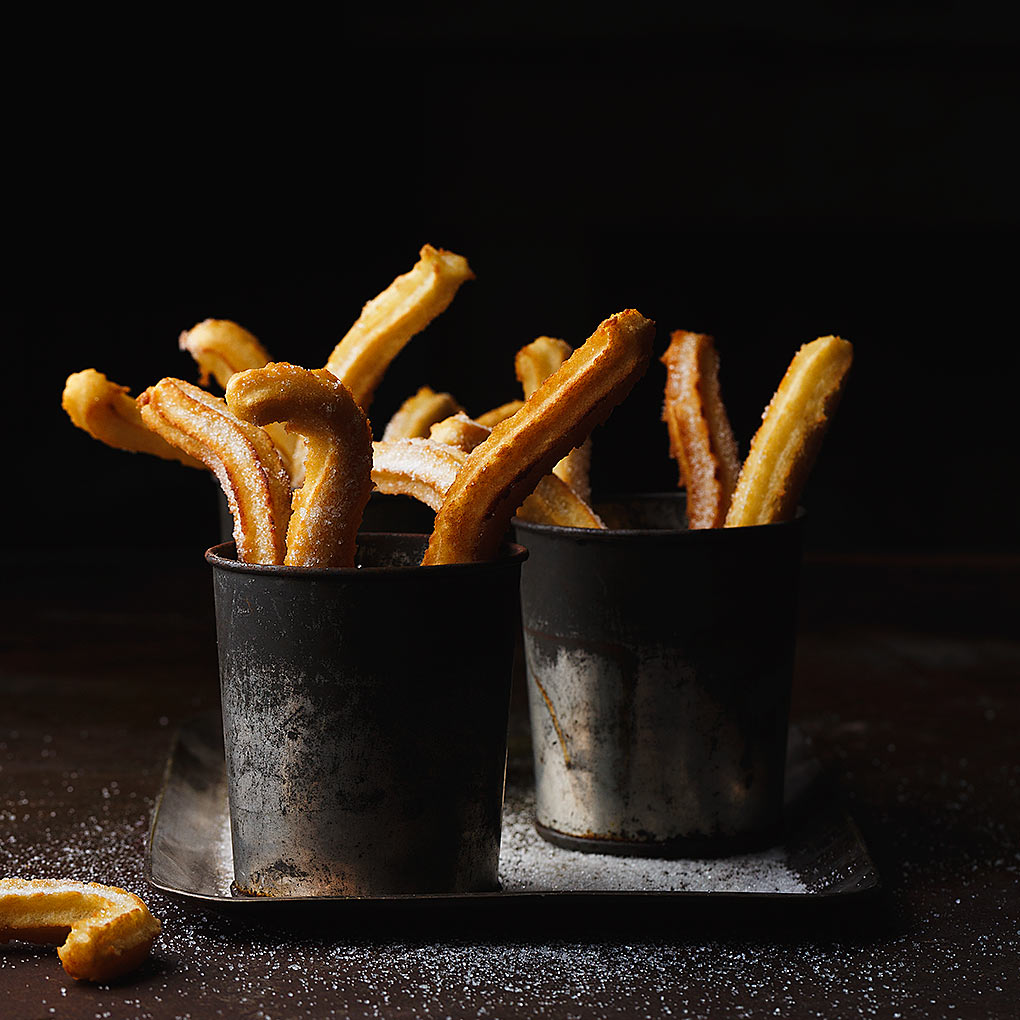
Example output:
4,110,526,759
207,533,527,897
514,493,804,856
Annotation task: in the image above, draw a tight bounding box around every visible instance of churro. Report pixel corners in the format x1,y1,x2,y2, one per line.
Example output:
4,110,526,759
725,335,853,527
62,369,203,468
226,364,373,568
475,400,524,428
178,319,272,389
382,386,464,441
660,330,741,529
179,319,302,482
424,309,655,564
429,414,605,529
371,437,467,512
138,378,292,564
516,336,592,501
0,877,160,983
324,245,474,410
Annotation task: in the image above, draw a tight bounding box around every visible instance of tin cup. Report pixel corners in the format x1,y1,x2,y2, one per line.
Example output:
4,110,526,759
514,493,804,857
206,533,527,897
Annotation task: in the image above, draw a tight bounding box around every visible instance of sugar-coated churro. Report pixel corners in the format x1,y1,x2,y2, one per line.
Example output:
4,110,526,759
475,400,524,428
516,336,592,502
724,335,853,527
0,877,160,983
178,319,272,389
382,386,464,441
424,309,655,564
62,369,203,468
660,330,741,529
226,364,373,568
324,245,474,410
138,378,292,564
371,438,467,512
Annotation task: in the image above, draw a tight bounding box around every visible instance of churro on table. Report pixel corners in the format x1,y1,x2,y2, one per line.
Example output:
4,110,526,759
660,330,741,529
138,378,293,565
226,363,374,568
423,308,656,565
324,245,474,410
0,877,160,983
725,335,853,528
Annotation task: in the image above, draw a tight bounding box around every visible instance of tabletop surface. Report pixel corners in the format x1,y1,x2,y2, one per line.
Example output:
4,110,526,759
1,547,1017,1020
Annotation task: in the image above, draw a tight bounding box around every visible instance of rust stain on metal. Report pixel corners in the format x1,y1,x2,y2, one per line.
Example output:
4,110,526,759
530,671,571,768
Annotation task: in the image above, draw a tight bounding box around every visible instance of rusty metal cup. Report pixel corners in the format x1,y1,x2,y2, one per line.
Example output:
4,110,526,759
206,533,527,897
514,493,804,857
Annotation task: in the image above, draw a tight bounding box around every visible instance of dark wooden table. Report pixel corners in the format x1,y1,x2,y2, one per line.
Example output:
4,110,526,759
1,547,1017,1019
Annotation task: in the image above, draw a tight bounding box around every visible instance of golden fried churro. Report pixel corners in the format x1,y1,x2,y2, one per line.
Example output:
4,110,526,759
138,378,292,564
178,319,272,389
724,335,853,528
61,369,203,468
324,245,474,410
0,877,160,983
381,386,464,441
179,319,302,482
424,309,655,564
660,330,741,529
516,336,592,501
475,400,524,427
429,414,605,529
371,438,467,511
226,364,373,568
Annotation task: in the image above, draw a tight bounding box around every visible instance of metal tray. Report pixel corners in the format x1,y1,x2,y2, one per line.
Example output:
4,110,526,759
146,713,879,909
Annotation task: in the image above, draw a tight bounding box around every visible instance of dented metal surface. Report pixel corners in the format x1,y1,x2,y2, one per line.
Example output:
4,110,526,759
207,533,526,897
515,493,805,857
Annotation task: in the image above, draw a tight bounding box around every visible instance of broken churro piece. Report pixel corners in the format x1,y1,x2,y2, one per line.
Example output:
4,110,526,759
324,245,474,410
516,336,592,502
138,378,292,564
660,330,741,529
61,369,203,468
226,364,373,568
0,877,160,983
423,309,655,564
381,386,465,441
724,335,853,527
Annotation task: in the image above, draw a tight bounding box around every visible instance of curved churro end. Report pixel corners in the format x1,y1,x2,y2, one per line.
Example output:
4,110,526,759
226,363,373,569
724,335,853,528
424,308,655,564
515,336,593,502
428,412,491,453
324,245,475,411
61,369,203,468
371,437,467,512
0,877,161,983
381,386,465,441
178,319,273,390
138,378,292,564
475,400,524,428
660,330,741,529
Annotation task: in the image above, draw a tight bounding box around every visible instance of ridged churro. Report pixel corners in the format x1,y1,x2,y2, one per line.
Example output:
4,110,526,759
371,437,467,512
179,319,302,483
324,245,474,410
0,877,160,983
475,400,524,428
138,378,292,564
62,369,203,468
381,386,464,441
516,336,592,502
429,414,605,529
424,309,655,564
226,364,373,568
660,330,741,529
725,335,853,527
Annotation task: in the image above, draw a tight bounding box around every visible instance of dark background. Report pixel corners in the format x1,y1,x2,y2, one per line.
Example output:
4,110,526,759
10,7,1018,558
